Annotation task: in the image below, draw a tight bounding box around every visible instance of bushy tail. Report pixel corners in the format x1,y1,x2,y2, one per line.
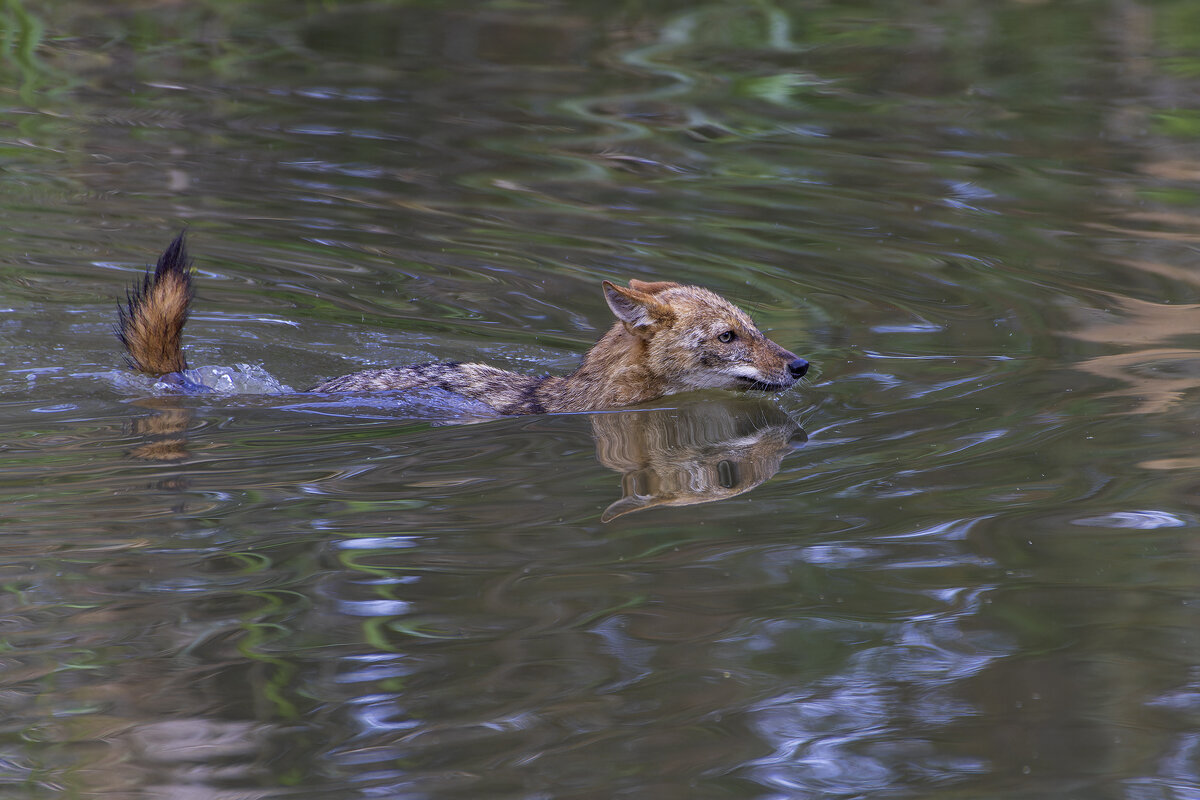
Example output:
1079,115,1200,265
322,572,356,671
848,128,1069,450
116,232,194,376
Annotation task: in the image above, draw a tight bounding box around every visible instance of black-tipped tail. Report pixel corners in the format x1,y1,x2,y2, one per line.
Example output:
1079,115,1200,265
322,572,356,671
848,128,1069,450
116,232,194,376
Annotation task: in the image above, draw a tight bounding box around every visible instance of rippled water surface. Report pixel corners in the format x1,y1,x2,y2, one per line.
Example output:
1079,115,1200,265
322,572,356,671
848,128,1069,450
4,2,1200,797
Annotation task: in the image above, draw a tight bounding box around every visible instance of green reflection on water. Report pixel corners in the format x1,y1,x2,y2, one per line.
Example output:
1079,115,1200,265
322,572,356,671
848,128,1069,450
3,0,1200,798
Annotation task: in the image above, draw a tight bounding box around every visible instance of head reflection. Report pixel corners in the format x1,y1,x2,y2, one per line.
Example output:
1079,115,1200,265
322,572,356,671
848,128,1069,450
589,395,806,522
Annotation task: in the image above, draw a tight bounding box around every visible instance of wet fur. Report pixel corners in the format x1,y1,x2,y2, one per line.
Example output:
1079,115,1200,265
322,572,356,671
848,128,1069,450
116,234,193,375
118,235,808,414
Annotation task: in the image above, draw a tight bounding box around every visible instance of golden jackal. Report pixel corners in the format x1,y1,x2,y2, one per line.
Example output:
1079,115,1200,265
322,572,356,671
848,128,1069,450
117,234,809,414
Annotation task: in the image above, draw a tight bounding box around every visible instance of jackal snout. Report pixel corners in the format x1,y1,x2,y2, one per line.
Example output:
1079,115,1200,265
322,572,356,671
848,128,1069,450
755,344,809,389
709,333,807,391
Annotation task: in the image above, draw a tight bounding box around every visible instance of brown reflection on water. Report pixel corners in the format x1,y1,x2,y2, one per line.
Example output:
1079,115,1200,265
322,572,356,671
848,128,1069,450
591,396,804,522
127,396,192,463
1068,294,1200,414
123,389,804,521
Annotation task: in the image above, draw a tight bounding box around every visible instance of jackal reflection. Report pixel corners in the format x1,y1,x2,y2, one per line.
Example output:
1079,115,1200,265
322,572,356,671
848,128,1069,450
123,395,804,521
590,396,805,521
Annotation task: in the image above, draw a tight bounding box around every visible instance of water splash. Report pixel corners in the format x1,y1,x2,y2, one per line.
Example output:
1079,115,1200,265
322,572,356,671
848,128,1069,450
184,364,294,395
106,363,293,396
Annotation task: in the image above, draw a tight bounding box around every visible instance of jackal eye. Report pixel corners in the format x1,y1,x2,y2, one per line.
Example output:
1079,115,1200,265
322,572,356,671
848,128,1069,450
717,330,737,343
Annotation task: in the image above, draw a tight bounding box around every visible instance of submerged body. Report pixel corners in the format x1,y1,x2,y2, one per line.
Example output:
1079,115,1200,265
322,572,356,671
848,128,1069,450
118,234,809,414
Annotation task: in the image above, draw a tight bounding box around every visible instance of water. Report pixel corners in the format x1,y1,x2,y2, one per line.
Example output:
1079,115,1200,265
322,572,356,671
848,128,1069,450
3,1,1200,797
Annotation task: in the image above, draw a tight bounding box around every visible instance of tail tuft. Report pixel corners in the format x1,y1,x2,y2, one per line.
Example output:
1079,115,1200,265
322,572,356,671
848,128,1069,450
116,232,194,376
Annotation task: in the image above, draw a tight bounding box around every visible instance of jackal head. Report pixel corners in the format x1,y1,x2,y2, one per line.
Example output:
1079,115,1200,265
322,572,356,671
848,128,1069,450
602,279,809,394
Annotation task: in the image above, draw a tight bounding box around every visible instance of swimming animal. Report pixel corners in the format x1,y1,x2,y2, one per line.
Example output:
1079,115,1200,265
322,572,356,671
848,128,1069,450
118,233,809,414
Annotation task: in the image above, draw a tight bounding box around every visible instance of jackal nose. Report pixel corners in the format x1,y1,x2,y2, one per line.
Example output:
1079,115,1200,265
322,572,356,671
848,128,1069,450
788,358,809,379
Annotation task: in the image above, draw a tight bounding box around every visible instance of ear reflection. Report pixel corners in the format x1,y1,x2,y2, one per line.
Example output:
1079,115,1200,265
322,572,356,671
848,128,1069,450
590,396,805,522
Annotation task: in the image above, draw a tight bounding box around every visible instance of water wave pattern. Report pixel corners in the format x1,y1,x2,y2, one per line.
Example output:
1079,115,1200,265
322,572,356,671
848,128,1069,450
2,2,1200,798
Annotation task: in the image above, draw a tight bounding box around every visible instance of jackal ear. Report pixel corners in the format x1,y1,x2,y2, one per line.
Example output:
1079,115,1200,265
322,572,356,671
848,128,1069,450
628,279,681,295
603,280,674,335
